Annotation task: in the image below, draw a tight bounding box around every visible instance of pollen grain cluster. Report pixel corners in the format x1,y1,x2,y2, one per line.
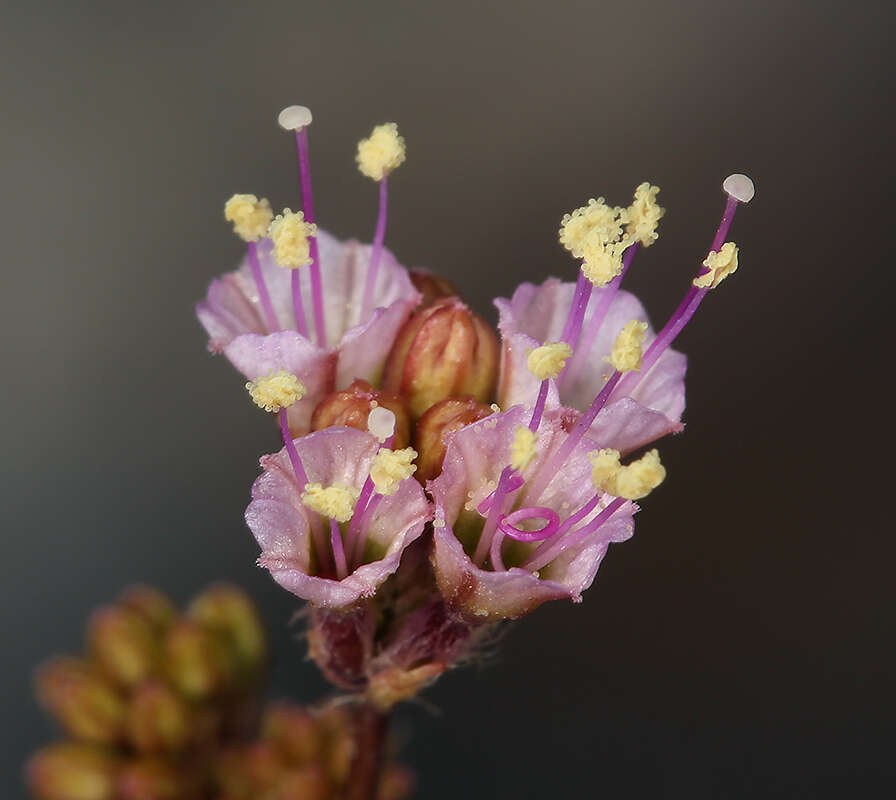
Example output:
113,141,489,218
246,370,306,412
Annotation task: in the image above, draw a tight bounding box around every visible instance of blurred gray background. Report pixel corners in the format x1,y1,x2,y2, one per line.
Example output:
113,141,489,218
2,0,894,796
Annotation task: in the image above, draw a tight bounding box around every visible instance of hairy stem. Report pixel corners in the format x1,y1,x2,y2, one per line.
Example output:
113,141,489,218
345,704,389,800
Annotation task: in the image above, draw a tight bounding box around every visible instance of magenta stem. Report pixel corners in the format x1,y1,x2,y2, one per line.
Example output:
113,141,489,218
555,492,603,537
473,466,513,567
523,370,622,504
278,409,308,488
360,178,388,321
295,128,327,346
330,518,348,579
528,380,549,432
614,194,740,399
498,507,561,542
559,271,592,348
562,243,639,390
523,496,626,572
290,270,310,338
248,242,280,332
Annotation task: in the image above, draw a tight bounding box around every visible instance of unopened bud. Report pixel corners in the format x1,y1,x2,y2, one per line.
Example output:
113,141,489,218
379,765,416,800
187,584,266,681
383,298,499,419
87,606,159,688
118,758,199,800
26,744,120,800
408,269,456,309
36,658,126,744
309,379,410,448
272,765,330,800
262,703,321,764
163,620,232,700
414,397,494,482
127,681,193,754
118,586,177,632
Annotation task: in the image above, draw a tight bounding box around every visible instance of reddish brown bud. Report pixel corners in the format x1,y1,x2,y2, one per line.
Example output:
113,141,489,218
127,681,193,754
117,758,199,800
408,269,456,309
118,586,177,632
36,658,126,745
383,298,499,419
187,584,266,681
414,397,494,482
163,620,232,700
26,744,120,800
87,606,159,688
272,765,330,800
262,703,321,765
309,379,411,448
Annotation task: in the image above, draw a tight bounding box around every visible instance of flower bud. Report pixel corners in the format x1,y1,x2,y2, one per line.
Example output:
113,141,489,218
118,586,177,632
413,397,494,482
26,744,120,800
117,758,200,800
309,379,410,448
187,584,266,681
272,765,330,800
36,658,126,744
262,704,321,764
408,269,456,309
87,606,159,688
127,681,193,754
382,298,499,419
163,620,232,700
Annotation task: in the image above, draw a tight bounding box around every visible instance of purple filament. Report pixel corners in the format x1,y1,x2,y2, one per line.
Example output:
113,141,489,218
278,409,308,489
294,128,326,347
477,471,525,516
523,496,626,573
330,518,348,579
290,270,310,338
562,243,639,390
360,177,389,321
614,194,740,400
528,380,550,432
345,433,395,568
498,507,561,542
248,241,280,332
473,466,514,566
559,271,592,348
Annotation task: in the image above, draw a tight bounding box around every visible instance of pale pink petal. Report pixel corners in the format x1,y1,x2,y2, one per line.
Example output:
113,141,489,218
223,331,336,436
429,407,636,621
246,427,431,609
496,278,686,452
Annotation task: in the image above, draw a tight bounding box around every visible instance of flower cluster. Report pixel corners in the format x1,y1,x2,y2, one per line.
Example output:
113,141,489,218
196,106,754,707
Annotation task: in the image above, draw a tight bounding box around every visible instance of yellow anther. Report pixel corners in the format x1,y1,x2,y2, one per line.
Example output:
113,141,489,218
625,182,665,247
224,194,273,242
693,241,739,289
581,235,631,287
369,447,418,496
510,426,538,471
589,448,665,500
246,370,306,412
559,198,626,259
605,320,648,373
356,123,406,180
527,341,573,381
301,483,361,523
268,209,317,269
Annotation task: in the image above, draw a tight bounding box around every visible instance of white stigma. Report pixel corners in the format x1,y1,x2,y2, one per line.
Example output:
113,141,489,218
723,173,755,203
278,105,313,131
367,406,396,442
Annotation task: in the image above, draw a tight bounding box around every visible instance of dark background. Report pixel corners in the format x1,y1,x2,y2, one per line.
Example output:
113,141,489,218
3,1,894,796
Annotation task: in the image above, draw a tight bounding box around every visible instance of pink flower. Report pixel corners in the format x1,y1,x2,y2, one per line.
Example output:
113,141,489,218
197,230,421,435
246,426,432,609
496,277,686,454
428,406,637,621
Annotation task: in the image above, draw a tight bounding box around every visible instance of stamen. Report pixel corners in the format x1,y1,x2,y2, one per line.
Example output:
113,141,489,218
558,271,593,349
329,518,348,579
526,341,572,430
523,496,627,573
279,107,327,347
498,507,561,542
224,194,278,332
561,242,640,389
369,447,418,496
613,174,753,400
268,209,317,338
357,123,406,320
473,466,514,566
302,483,360,523
510,426,538,472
